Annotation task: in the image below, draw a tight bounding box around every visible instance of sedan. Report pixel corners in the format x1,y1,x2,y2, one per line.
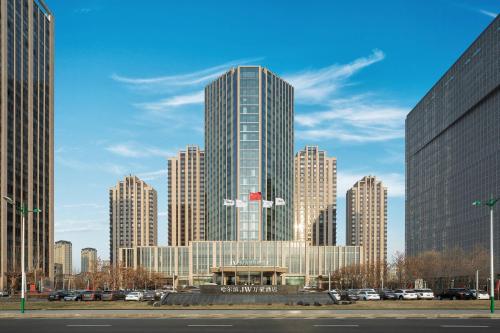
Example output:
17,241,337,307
63,291,83,301
125,291,143,301
48,291,68,301
394,289,418,300
414,288,434,300
358,290,381,301
379,289,397,300
438,288,473,300
470,289,490,300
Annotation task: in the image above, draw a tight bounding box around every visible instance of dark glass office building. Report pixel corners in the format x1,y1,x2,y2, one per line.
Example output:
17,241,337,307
406,16,500,273
205,66,294,241
0,0,54,290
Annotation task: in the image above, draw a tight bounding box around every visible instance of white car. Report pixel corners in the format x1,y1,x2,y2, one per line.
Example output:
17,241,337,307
470,289,490,300
329,289,340,301
394,289,418,300
125,291,143,301
358,290,381,301
414,288,434,300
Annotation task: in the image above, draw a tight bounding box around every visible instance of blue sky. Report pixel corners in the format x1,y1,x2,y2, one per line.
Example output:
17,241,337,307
49,0,499,272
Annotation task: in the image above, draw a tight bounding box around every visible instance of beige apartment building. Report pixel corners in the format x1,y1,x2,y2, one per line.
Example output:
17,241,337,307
0,0,54,291
168,145,205,246
80,248,97,273
346,176,387,268
109,176,157,265
294,146,337,245
54,240,72,275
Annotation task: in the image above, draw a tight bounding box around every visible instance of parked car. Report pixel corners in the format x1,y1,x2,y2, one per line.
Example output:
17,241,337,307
394,289,418,300
143,290,156,301
0,290,9,297
63,291,83,301
470,289,490,300
81,291,102,301
438,288,473,300
341,290,360,301
414,288,434,300
48,291,68,301
358,290,381,301
379,289,397,300
101,291,121,301
329,289,341,302
125,291,143,301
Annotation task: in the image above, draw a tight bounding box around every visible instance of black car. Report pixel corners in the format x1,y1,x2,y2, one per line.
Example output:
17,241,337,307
48,291,68,301
341,290,360,301
379,289,397,300
143,291,156,301
438,288,473,300
101,290,127,301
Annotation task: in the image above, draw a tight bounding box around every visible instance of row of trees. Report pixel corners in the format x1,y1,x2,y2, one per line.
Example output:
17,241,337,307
323,247,490,291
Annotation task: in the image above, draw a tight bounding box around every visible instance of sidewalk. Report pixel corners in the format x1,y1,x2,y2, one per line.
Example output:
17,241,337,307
1,309,500,319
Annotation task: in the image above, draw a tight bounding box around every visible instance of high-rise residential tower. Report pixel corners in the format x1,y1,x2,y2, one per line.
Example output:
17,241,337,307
80,248,97,273
406,16,500,273
109,175,157,265
346,176,387,267
168,145,205,246
0,0,54,291
294,146,337,245
205,66,294,241
54,240,72,275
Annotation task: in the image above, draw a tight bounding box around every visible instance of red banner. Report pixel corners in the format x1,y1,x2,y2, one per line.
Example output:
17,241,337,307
249,192,262,201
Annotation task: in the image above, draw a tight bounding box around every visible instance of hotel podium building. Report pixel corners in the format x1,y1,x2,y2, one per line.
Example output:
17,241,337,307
109,176,158,265
406,16,500,273
205,66,294,242
168,145,205,246
0,0,54,290
294,146,337,245
120,241,362,287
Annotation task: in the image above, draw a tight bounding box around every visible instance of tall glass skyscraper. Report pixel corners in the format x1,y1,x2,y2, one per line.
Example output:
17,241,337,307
0,0,54,291
205,66,294,241
406,16,500,272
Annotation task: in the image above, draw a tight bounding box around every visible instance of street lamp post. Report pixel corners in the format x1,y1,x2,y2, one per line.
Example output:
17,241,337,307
2,196,41,314
473,197,498,314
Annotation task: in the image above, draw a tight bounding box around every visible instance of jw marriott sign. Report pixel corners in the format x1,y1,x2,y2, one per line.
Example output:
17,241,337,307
200,285,299,295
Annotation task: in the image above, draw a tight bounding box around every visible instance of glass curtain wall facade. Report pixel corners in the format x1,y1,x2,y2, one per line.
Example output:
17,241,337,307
405,16,500,273
205,66,294,242
0,0,54,291
119,241,362,287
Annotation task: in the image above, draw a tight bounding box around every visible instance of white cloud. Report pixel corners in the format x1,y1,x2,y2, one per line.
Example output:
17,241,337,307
477,9,497,18
106,143,174,158
337,171,404,198
295,97,407,143
285,49,385,103
136,91,204,112
137,169,168,181
158,211,167,217
111,57,263,89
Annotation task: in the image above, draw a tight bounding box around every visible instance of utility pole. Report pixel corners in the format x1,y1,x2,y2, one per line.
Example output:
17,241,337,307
473,197,498,314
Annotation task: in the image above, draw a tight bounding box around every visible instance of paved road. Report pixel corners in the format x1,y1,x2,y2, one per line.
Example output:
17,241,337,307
0,309,496,315
0,318,499,332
